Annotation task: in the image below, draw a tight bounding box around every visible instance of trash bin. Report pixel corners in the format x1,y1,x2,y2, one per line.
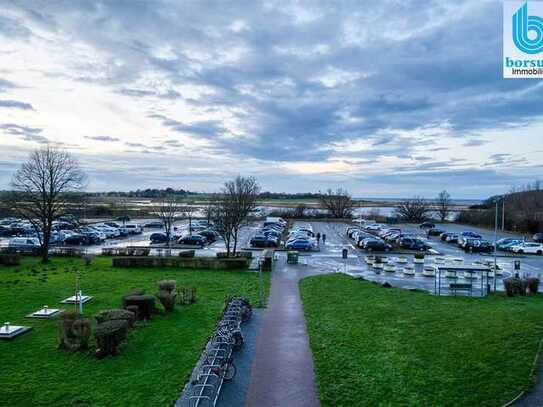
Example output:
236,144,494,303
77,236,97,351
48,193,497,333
287,251,299,265
342,248,348,259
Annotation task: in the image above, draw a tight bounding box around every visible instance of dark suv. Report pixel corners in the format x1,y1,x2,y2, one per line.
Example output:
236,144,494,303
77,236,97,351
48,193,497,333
534,233,543,243
399,237,430,251
179,235,207,246
463,239,494,253
250,234,278,248
364,240,391,252
419,222,435,229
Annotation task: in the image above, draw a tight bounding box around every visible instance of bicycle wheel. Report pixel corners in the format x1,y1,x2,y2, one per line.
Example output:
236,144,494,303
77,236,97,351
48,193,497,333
221,360,236,381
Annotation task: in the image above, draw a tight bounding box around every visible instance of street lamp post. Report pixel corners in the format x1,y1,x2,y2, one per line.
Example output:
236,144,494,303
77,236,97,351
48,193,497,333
501,195,505,231
493,199,498,293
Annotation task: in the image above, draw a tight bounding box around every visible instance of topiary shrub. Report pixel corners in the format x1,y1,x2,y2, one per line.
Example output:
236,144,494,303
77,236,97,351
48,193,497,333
158,279,176,293
414,253,425,260
526,278,540,295
125,305,139,320
156,290,176,312
95,319,129,358
0,253,21,266
95,309,135,328
122,294,155,320
58,311,91,351
504,278,524,297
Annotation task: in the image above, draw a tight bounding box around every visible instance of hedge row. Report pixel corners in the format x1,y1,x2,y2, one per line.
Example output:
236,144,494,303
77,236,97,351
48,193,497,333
112,256,249,270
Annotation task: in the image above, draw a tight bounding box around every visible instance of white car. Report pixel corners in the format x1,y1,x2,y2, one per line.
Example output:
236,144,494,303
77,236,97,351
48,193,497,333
510,242,543,255
8,237,41,251
95,224,119,238
124,224,143,234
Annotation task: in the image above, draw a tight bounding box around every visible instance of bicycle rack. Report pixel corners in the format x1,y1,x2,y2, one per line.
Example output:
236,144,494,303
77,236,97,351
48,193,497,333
176,298,253,407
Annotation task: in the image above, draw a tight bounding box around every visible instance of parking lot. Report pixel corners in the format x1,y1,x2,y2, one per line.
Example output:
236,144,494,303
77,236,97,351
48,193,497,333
1,216,541,295
280,221,543,295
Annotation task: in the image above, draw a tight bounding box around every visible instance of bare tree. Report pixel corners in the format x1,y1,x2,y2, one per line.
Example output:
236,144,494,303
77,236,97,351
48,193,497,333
293,204,307,218
319,188,354,218
395,196,429,222
182,204,197,236
436,190,452,222
211,199,236,256
10,146,86,262
156,197,180,247
212,176,260,256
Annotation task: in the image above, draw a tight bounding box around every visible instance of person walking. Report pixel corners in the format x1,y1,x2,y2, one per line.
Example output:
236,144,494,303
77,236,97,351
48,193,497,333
322,233,326,245
316,232,321,245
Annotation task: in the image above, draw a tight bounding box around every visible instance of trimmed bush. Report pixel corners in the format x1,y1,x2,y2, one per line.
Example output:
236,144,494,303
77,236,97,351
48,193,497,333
156,290,176,312
526,278,540,295
95,309,135,328
58,311,91,351
122,294,155,320
217,251,253,259
0,254,20,266
158,280,177,292
112,256,249,270
414,253,425,260
95,319,129,358
504,278,524,297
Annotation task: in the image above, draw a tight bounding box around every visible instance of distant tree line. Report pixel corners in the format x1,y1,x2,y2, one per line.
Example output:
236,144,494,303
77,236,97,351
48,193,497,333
459,182,543,234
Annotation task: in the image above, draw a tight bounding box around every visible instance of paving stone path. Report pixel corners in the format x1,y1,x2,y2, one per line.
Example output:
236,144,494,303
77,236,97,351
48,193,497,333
245,256,321,407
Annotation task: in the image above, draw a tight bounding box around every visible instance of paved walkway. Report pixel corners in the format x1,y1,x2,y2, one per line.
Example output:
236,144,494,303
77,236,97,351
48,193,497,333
513,349,543,406
245,256,321,407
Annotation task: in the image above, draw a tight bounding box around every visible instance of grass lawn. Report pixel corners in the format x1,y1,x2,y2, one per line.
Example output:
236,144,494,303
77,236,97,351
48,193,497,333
0,256,269,407
300,274,543,407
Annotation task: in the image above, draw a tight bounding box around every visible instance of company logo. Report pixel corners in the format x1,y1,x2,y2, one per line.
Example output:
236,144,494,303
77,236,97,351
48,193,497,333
504,1,543,78
512,2,543,54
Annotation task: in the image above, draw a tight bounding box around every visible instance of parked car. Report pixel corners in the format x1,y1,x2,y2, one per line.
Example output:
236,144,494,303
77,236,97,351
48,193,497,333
8,237,41,252
419,222,435,229
144,220,165,228
399,237,430,251
150,232,169,244
285,238,315,251
463,239,494,253
445,233,459,243
510,242,543,255
461,231,483,239
346,227,361,238
251,234,278,248
64,234,90,246
179,234,207,246
363,239,391,252
80,231,103,244
497,238,524,251
199,229,218,243
533,233,543,243
124,224,143,234
427,228,446,237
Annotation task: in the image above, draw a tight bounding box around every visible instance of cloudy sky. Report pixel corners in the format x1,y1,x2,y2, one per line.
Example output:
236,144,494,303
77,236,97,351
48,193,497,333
0,0,542,198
